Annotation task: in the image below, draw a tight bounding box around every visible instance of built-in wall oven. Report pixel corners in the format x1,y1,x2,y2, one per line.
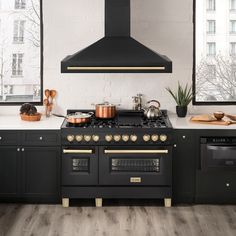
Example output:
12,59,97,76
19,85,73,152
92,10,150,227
201,137,236,170
99,146,172,186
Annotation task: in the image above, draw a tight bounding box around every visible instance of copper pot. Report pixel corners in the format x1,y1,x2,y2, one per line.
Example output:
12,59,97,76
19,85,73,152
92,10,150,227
95,102,116,119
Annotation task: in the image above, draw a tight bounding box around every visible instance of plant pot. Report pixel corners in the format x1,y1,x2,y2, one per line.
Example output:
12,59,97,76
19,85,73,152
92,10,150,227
176,106,187,118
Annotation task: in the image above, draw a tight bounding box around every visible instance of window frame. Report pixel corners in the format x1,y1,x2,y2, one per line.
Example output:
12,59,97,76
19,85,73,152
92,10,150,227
206,20,216,34
230,0,236,11
193,0,236,105
0,0,43,106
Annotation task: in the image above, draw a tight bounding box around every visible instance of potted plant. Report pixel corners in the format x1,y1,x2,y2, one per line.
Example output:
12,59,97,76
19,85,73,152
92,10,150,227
166,82,193,117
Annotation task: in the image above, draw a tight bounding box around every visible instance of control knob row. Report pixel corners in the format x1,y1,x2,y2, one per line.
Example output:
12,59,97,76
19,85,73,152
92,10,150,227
105,134,138,142
67,135,100,142
143,134,167,142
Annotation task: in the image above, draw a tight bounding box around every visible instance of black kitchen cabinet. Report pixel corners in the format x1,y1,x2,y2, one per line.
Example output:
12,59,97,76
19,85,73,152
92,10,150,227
22,147,60,202
0,147,20,199
195,129,236,204
196,170,236,203
0,130,60,203
173,130,197,203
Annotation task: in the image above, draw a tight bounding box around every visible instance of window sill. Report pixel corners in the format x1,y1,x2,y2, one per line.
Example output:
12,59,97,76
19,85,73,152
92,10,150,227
11,75,24,78
206,9,216,12
13,41,24,45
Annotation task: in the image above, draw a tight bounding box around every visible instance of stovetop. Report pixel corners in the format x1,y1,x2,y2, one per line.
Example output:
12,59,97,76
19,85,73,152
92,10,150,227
61,110,172,129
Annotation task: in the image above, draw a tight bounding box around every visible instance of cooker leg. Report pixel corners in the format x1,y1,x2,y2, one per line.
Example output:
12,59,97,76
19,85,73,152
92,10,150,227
62,198,69,208
95,198,103,207
164,198,172,207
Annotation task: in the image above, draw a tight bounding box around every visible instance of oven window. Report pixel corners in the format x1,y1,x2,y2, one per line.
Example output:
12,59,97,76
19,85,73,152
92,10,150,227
111,158,160,172
71,158,89,172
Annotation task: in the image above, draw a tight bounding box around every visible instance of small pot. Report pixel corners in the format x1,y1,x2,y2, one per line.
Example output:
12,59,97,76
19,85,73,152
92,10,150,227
176,106,187,118
95,102,116,119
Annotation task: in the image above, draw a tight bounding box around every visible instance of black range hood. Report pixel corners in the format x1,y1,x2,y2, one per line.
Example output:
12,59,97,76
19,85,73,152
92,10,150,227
61,0,172,73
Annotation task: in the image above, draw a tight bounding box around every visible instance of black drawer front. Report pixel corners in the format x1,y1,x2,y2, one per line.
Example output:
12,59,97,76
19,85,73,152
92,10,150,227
196,170,236,203
0,131,19,145
22,131,60,146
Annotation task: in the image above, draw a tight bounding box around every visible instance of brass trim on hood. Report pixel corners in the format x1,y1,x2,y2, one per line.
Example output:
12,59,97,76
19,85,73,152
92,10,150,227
67,66,166,71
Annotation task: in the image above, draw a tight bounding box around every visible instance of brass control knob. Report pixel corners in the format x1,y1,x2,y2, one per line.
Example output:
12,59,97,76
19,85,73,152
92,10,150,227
67,135,75,142
130,135,138,142
84,135,92,142
105,135,113,142
122,135,129,142
92,135,100,142
160,134,168,142
75,135,83,142
113,135,121,142
151,134,159,142
143,134,151,142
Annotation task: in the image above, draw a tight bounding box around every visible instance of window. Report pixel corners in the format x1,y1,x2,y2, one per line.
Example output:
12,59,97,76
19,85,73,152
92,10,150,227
207,0,215,11
230,0,236,11
15,0,26,9
0,0,42,104
207,42,216,56
207,20,216,34
13,20,25,43
230,42,236,56
194,0,236,104
12,53,23,76
230,20,236,33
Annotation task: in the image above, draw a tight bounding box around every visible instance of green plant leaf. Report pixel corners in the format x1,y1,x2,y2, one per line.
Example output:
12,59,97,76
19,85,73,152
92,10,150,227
166,82,193,106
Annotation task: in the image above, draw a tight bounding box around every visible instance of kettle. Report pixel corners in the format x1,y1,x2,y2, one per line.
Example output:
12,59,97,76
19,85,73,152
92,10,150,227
143,100,162,119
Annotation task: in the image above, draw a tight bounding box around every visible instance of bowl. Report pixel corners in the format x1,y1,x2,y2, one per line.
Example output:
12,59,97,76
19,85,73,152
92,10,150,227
20,113,42,122
213,111,224,120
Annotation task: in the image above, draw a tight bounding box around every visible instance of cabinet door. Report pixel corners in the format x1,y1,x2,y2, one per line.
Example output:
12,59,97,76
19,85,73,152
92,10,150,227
173,130,196,203
0,147,20,198
22,147,60,201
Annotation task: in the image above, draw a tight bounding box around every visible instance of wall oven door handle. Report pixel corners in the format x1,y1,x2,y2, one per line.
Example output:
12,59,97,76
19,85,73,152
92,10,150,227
63,149,93,154
104,150,168,154
207,145,236,151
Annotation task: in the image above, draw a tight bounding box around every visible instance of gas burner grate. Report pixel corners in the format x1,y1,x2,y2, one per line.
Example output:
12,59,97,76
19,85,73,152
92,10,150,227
63,110,171,129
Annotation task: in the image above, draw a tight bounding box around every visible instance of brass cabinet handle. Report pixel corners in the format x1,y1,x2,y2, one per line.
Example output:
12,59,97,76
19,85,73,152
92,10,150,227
104,150,168,154
63,149,93,154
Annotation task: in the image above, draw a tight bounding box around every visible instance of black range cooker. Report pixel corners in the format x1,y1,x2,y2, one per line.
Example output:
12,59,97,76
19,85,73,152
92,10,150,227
61,110,173,207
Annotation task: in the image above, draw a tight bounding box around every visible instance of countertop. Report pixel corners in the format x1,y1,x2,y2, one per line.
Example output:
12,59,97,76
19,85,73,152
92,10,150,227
1,113,236,130
169,114,236,129
0,115,64,130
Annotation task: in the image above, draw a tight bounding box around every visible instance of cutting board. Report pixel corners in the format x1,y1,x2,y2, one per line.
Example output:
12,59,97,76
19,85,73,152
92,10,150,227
190,114,236,126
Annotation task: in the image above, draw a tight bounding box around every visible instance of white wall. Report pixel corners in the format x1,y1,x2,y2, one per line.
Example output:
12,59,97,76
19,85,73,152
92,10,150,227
1,0,235,115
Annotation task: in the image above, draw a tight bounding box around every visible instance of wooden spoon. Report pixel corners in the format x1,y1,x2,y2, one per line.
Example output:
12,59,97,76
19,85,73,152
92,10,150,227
44,89,50,98
43,99,49,106
50,90,57,99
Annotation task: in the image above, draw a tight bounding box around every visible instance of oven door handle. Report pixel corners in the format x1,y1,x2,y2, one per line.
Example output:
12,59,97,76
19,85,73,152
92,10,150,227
104,150,169,154
207,145,236,151
63,149,93,154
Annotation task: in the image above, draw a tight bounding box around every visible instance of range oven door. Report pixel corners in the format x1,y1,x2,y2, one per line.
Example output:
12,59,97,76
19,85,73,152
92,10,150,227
201,142,236,170
62,146,98,185
99,146,172,186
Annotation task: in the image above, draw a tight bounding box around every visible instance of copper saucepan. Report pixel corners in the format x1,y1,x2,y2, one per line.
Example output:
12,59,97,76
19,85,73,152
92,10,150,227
94,102,117,119
53,112,94,124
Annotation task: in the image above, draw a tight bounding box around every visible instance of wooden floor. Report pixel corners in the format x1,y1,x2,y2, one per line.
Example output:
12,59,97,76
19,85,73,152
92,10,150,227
0,201,236,236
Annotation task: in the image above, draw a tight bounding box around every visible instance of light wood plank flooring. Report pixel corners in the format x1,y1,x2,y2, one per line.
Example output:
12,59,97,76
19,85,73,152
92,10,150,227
0,201,236,236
